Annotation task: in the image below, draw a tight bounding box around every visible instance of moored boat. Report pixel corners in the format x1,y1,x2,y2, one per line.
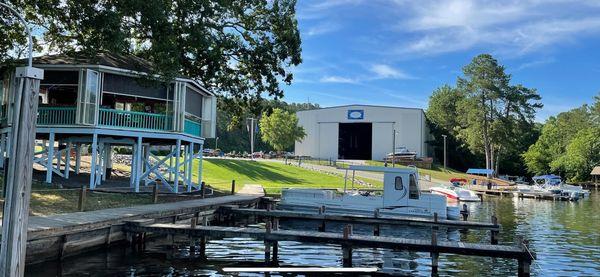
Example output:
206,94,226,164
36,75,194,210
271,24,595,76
280,165,460,220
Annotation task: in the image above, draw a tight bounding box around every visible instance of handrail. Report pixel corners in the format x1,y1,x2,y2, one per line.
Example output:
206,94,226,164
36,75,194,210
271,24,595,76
99,108,172,131
37,106,77,126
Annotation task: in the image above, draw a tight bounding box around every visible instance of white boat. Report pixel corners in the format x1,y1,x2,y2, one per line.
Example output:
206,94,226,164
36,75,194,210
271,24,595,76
517,175,589,200
280,165,460,220
387,147,417,159
430,186,480,202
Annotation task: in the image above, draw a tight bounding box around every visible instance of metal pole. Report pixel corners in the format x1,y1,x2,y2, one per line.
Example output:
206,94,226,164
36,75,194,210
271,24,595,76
392,130,396,168
249,118,255,160
442,134,447,171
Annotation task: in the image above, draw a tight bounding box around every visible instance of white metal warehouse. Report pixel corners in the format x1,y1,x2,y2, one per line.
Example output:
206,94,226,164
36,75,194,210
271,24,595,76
294,105,430,161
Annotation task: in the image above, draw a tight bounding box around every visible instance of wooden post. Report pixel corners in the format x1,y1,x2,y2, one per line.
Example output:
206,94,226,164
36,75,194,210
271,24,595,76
231,179,236,195
152,180,160,204
342,225,353,267
264,221,272,265
191,213,198,229
460,204,469,221
373,224,380,236
64,142,72,179
199,235,207,260
431,229,439,274
200,181,206,198
0,65,43,276
78,185,86,212
491,215,499,245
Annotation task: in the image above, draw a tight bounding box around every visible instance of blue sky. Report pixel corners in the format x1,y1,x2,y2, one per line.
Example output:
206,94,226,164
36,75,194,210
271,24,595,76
283,0,600,121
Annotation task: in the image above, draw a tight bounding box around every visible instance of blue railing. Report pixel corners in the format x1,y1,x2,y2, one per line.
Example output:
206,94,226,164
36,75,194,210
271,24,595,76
99,108,172,131
37,106,77,126
184,118,202,137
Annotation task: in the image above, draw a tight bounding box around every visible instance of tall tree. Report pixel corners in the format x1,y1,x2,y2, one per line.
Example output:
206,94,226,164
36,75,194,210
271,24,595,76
1,0,302,117
454,54,541,176
259,108,305,151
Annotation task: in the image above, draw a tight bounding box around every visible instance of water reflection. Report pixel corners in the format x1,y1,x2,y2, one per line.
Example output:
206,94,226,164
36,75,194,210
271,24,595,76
26,192,600,276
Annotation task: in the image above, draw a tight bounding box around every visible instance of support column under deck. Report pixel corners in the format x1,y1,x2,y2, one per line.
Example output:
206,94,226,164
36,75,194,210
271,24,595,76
75,144,81,175
134,137,143,193
64,142,72,179
46,132,55,184
89,133,98,189
174,139,181,194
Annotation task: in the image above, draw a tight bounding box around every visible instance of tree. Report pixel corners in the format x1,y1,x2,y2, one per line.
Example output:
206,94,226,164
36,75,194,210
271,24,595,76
1,0,302,117
552,127,600,181
523,105,594,175
456,54,542,176
259,108,305,151
426,85,464,134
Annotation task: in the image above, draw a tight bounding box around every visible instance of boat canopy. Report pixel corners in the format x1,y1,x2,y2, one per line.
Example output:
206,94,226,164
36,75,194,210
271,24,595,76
466,168,494,175
532,174,561,180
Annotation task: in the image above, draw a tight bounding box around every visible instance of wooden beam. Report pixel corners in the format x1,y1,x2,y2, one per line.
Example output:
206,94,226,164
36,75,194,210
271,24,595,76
0,68,43,276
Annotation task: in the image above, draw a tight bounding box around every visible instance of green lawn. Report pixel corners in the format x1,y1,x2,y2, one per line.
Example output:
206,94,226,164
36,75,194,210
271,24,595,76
364,160,470,182
199,159,380,194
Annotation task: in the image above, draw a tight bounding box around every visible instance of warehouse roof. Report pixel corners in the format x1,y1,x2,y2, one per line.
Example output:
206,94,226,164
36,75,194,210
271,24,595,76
297,104,424,113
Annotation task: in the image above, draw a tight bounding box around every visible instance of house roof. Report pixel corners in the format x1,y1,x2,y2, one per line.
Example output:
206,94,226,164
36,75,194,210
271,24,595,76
592,166,600,175
26,52,216,96
32,52,155,73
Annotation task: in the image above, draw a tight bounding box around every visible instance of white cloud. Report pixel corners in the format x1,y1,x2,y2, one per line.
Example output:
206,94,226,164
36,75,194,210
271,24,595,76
369,64,415,79
392,0,600,56
515,57,556,71
305,22,341,36
320,76,359,84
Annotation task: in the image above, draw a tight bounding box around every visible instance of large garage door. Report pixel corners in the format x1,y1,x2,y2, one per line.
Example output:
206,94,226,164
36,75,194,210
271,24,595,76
338,123,372,160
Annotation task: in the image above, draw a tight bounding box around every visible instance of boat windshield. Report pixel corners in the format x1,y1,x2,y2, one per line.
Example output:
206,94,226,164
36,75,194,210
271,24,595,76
409,173,419,199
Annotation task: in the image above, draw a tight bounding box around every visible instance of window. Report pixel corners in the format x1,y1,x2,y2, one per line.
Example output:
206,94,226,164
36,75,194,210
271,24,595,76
395,176,403,190
409,174,419,199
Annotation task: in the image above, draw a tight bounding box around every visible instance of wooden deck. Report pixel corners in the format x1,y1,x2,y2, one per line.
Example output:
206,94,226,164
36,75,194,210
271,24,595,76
10,185,264,263
227,208,500,230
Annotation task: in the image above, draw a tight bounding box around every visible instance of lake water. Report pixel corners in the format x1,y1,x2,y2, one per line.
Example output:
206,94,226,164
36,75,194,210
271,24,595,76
26,191,600,276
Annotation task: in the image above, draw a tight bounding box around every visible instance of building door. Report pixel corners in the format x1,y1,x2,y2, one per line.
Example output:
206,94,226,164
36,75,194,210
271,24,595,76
338,123,372,160
76,69,100,125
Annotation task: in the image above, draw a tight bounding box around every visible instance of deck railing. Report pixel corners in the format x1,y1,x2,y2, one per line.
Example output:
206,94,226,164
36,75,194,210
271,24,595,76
99,108,172,131
35,107,205,137
37,106,77,126
184,118,202,137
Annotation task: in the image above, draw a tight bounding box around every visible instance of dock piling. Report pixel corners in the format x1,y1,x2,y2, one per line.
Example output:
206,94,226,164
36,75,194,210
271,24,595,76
342,225,353,267
431,229,439,275
77,185,86,212
200,181,206,198
460,204,469,221
231,180,236,195
152,180,160,204
491,215,499,245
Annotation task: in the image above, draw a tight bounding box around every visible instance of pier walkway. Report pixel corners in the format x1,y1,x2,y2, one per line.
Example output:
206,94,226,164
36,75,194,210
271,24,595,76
7,185,264,263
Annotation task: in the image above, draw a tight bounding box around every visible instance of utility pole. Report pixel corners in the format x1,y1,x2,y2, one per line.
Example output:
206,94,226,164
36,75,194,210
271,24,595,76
247,118,256,160
442,134,447,171
392,130,397,168
0,3,44,276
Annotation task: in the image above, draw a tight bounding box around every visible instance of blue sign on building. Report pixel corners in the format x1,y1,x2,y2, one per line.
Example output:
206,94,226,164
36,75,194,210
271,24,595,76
347,109,364,120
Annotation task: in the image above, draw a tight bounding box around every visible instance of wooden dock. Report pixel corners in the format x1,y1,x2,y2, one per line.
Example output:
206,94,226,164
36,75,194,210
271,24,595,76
124,221,535,276
226,208,500,230
8,185,264,263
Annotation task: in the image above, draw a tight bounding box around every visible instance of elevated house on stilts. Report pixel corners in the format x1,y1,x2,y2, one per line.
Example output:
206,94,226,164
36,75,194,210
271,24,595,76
0,53,217,193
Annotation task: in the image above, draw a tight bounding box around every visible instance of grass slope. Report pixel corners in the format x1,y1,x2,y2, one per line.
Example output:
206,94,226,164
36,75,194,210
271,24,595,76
200,159,375,194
